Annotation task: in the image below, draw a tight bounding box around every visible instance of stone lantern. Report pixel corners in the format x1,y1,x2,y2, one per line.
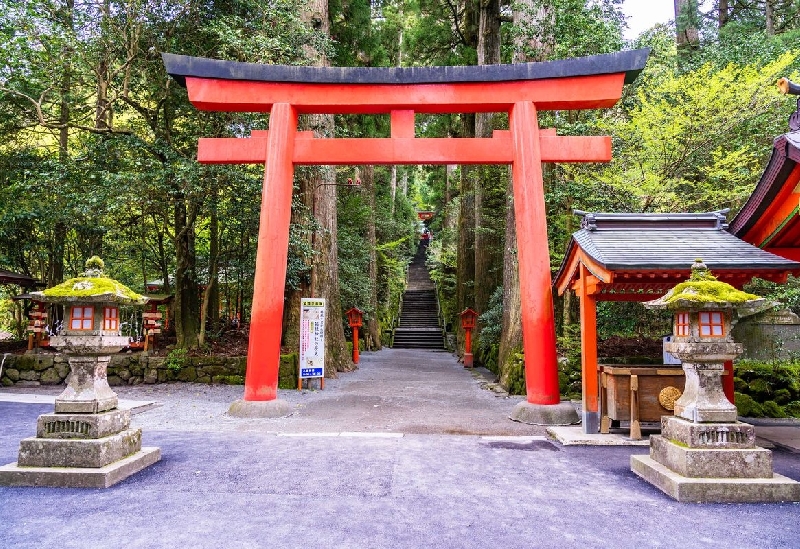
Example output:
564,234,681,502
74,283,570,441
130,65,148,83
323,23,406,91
631,260,800,502
0,257,160,488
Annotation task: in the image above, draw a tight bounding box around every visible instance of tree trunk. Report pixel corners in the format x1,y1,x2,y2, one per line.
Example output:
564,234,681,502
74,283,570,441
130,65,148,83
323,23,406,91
282,165,312,353
498,0,546,390
312,152,353,375
390,165,397,217
49,0,74,327
474,0,502,321
198,178,219,347
174,194,200,349
363,165,382,350
674,0,700,54
95,0,111,131
303,0,353,376
765,0,775,35
444,165,457,231
456,116,476,338
718,0,729,29
498,189,523,388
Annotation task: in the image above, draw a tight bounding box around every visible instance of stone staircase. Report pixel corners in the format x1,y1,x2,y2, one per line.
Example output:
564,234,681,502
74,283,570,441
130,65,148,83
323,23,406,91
392,244,445,350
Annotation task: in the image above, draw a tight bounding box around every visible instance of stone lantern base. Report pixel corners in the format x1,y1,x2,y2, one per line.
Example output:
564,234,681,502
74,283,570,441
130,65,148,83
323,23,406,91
0,407,160,488
631,416,800,503
0,347,160,488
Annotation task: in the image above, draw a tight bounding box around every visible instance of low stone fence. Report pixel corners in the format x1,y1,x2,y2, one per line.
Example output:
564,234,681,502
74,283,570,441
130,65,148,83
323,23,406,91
0,352,299,389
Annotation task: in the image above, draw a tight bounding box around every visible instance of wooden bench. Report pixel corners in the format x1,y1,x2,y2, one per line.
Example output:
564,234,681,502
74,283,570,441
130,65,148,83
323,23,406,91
599,365,685,440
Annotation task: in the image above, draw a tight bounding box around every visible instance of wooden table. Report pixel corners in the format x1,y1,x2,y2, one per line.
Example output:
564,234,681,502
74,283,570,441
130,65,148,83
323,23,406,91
599,365,685,440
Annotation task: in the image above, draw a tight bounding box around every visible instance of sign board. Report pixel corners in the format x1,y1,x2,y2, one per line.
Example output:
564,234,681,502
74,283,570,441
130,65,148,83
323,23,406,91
299,298,326,379
662,335,681,365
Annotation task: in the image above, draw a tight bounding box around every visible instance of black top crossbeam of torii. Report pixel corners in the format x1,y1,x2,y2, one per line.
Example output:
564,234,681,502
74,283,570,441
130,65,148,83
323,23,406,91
163,48,649,87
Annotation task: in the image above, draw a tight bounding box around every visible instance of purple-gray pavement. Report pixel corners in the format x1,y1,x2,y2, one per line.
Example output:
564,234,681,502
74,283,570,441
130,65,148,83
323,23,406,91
1,348,799,549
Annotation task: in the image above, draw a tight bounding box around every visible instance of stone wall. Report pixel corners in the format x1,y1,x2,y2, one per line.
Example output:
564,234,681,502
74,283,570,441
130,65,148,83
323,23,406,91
732,308,800,361
0,352,299,388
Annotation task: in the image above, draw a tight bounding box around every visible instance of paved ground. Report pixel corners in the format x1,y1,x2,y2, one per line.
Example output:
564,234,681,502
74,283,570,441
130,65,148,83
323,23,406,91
2,348,800,548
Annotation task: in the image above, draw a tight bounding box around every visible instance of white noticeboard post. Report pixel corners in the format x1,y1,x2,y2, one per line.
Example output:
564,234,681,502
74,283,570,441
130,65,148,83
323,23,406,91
299,298,326,388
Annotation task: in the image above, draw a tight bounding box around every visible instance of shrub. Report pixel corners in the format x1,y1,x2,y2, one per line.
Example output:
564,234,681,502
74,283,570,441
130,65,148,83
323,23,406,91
734,359,800,417
505,352,526,396
557,323,582,399
761,400,788,419
734,392,764,418
785,401,800,417
165,348,189,372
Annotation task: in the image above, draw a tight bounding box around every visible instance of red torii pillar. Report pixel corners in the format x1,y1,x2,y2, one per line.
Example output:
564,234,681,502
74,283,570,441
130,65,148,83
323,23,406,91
163,51,648,419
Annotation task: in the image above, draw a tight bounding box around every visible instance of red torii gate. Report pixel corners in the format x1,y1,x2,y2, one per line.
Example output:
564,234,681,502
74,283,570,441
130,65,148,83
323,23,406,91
163,50,649,419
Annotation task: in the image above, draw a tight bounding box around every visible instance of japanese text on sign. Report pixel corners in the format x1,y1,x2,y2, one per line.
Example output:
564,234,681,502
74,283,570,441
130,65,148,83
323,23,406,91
299,298,326,379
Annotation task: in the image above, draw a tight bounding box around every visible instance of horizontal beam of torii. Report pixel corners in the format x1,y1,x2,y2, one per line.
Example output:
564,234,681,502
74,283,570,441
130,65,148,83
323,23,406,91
163,49,649,423
198,128,611,165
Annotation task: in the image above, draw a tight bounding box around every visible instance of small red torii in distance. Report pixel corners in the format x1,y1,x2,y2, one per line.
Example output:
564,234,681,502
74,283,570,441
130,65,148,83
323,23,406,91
163,50,649,418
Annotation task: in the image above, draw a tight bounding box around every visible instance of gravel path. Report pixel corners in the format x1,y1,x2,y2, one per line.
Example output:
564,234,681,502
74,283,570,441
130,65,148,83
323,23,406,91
114,348,541,436
2,348,800,548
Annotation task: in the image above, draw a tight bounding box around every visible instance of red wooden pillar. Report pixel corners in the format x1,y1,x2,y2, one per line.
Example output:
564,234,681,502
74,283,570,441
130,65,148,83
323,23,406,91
244,103,297,401
578,265,599,432
510,101,560,405
723,359,735,404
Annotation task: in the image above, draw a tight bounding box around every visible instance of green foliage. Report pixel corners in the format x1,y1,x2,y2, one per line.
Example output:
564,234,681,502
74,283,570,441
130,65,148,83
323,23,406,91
596,302,672,339
557,323,582,399
475,287,504,373
505,351,527,396
733,392,763,418
734,360,800,417
165,348,189,372
586,52,799,213
746,276,800,316
508,0,624,62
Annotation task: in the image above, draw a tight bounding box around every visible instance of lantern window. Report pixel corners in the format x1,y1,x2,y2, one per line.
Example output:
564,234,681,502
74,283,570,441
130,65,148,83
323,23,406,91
103,307,119,331
676,312,690,336
699,311,724,337
70,306,94,330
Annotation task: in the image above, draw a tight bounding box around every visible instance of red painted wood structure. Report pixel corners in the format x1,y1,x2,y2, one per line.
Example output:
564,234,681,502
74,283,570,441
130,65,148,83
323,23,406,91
163,49,649,404
345,307,363,365
459,308,478,368
554,211,800,433
731,132,800,258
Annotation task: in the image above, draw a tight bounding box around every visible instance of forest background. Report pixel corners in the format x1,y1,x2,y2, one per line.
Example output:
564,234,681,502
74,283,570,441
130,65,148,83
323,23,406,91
1,0,800,391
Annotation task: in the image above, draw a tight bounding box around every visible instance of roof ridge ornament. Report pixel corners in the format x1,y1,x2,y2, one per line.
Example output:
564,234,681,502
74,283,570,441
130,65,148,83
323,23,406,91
573,210,597,231
778,77,800,132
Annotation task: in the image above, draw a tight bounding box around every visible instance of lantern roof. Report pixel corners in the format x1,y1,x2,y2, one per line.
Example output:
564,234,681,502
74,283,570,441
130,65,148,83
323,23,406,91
644,260,770,316
31,257,148,306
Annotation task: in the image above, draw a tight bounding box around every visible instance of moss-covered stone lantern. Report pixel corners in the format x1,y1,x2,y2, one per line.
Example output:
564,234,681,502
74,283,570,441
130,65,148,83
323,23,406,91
631,260,800,503
0,257,160,488
33,256,148,414
647,259,766,423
